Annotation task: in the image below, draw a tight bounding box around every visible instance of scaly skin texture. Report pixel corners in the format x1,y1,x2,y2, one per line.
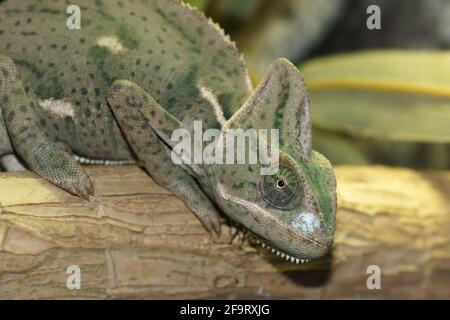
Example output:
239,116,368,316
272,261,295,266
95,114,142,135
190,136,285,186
0,0,336,262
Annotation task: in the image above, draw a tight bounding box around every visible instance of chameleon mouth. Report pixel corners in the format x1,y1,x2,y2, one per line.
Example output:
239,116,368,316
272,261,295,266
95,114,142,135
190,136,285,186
249,235,311,264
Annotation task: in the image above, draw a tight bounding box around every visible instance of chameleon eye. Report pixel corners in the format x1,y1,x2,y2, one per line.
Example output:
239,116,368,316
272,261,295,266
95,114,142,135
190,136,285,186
259,166,300,210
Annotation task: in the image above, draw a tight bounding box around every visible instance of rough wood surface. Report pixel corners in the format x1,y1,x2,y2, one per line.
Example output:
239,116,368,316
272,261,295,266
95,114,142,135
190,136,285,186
0,165,448,299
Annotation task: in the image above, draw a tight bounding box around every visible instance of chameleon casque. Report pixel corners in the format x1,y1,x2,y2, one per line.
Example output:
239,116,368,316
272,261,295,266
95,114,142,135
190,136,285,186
0,0,336,263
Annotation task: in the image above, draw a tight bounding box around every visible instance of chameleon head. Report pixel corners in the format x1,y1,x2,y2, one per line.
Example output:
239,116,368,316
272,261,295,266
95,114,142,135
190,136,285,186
213,150,336,262
211,58,337,262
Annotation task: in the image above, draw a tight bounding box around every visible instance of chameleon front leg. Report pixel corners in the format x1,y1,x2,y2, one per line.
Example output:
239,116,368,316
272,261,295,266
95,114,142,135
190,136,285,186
106,80,222,235
0,55,94,198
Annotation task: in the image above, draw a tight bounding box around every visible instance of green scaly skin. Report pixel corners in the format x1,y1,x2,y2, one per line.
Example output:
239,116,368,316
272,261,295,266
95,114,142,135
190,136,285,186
0,0,336,262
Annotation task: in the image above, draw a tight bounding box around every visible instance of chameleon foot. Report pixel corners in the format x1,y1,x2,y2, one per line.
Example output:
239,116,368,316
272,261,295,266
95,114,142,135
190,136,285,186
0,55,94,199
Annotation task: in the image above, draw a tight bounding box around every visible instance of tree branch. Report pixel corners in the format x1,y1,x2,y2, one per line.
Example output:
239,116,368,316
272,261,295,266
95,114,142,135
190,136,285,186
0,165,448,299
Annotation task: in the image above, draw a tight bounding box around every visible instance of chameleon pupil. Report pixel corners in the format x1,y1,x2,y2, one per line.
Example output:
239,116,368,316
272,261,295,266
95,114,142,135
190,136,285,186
276,180,285,189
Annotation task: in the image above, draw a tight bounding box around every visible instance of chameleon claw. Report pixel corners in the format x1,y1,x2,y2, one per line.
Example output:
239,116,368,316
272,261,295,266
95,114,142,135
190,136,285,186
224,224,246,246
63,175,95,201
211,216,222,236
204,215,222,241
76,182,95,201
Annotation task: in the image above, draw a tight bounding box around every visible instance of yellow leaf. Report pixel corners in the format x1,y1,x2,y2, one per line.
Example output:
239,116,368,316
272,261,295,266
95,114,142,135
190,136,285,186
300,51,450,143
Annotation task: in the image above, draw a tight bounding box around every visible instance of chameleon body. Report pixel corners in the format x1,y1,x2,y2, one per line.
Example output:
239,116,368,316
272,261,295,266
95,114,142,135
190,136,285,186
0,0,336,262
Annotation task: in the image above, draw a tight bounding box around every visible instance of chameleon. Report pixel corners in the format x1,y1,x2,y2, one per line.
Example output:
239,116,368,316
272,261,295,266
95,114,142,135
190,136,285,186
0,0,336,263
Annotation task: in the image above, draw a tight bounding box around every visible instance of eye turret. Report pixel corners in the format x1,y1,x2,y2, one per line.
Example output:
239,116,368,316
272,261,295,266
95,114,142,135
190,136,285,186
259,165,301,210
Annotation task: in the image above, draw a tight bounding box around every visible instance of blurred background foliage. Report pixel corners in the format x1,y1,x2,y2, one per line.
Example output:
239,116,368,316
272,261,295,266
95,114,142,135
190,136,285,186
186,0,450,170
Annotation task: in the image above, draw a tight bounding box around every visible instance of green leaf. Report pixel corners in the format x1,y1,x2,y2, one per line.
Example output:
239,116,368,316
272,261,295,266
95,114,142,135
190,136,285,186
301,51,450,143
